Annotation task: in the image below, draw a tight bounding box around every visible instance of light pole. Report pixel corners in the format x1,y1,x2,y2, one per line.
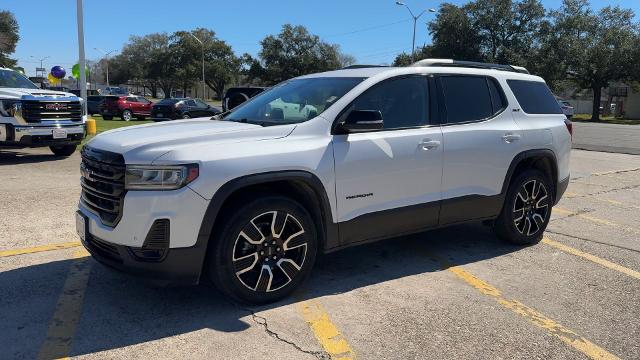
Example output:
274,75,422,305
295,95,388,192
76,0,87,116
30,56,50,77
395,2,436,63
189,32,206,99
94,48,115,87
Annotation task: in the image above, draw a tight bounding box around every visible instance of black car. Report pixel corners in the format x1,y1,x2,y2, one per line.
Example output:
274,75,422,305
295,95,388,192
150,98,221,121
86,95,105,115
222,87,266,111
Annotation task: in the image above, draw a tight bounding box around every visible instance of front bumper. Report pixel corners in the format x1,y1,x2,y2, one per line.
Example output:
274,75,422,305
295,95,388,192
77,186,211,285
0,123,84,147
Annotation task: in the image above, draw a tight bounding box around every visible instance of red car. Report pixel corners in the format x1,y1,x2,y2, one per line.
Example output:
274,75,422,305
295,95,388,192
100,95,153,121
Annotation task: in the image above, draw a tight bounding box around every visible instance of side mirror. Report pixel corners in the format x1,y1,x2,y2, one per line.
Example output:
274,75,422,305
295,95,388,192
339,110,384,133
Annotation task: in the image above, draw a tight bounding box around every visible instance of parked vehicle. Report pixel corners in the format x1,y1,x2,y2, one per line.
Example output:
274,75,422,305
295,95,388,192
86,95,104,116
222,87,266,111
101,86,129,96
47,86,71,92
150,98,221,121
76,59,571,304
100,95,153,121
70,89,100,97
558,100,574,118
0,66,84,156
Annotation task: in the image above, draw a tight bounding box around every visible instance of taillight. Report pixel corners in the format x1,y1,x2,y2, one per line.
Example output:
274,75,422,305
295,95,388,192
564,118,573,141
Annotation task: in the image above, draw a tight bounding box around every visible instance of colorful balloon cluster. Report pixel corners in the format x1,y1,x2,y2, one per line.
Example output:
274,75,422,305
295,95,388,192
72,63,89,78
48,65,66,86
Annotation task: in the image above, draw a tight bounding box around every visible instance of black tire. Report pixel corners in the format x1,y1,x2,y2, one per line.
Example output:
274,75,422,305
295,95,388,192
494,169,553,245
49,145,77,157
182,114,191,119
121,109,132,121
209,196,318,304
103,115,113,120
136,116,146,121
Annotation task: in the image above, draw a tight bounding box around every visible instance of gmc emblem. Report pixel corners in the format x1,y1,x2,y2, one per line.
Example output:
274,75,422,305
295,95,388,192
45,103,67,111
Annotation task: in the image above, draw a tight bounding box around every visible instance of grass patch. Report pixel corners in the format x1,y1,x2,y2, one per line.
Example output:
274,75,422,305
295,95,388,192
81,114,152,146
571,114,640,125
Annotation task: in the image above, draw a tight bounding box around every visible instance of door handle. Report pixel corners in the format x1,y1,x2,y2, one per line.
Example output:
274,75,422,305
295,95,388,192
420,139,440,150
502,133,521,143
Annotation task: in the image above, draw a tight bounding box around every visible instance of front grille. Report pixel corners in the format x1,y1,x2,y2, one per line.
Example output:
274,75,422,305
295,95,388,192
88,236,123,263
21,100,82,122
80,146,126,227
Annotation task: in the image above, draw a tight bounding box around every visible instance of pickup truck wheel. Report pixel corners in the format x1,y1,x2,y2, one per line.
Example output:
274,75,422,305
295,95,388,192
49,145,77,157
121,110,132,121
209,196,318,304
182,114,191,119
103,115,113,120
494,169,552,245
136,116,145,121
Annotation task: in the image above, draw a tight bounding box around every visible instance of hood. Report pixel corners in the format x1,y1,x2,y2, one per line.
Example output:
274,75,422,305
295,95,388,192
87,118,296,163
0,87,77,100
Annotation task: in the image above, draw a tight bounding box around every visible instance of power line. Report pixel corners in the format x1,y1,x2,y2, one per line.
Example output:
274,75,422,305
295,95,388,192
323,18,411,38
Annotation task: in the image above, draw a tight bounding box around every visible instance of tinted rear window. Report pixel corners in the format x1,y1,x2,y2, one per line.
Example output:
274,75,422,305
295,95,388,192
156,99,180,105
441,76,493,124
507,80,562,114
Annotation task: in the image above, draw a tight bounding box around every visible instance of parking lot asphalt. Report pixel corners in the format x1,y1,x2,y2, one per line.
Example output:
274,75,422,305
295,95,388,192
1,148,639,360
572,122,640,155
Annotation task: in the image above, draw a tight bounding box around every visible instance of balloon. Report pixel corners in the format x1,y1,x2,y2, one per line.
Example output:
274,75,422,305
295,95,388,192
47,73,60,85
72,63,89,78
51,66,66,79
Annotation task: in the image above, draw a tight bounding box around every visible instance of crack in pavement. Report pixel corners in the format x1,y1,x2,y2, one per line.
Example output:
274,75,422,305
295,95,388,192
571,167,640,180
545,229,640,254
564,183,640,198
235,304,331,360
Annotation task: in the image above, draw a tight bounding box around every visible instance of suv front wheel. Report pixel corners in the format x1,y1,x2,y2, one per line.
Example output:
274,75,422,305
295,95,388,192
494,169,553,245
209,196,318,304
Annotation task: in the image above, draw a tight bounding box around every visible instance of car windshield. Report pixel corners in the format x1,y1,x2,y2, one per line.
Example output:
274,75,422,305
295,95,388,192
0,69,38,89
224,77,364,126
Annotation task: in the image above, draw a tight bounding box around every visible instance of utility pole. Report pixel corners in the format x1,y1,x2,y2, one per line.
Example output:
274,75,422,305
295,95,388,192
189,32,206,99
76,0,87,116
395,2,436,63
30,56,50,77
94,48,115,87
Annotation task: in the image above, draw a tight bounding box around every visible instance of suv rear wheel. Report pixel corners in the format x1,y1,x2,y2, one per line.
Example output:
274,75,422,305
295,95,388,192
494,169,553,245
209,196,318,304
49,145,77,157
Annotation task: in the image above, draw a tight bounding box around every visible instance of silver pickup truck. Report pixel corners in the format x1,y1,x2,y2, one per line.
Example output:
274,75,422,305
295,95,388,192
0,67,85,156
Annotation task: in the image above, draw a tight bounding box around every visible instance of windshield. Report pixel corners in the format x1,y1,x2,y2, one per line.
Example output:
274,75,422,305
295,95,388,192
0,69,38,89
224,77,364,125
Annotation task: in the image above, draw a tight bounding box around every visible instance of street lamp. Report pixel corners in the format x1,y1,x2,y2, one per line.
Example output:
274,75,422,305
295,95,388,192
189,32,206,100
94,48,115,87
30,56,50,77
395,2,436,63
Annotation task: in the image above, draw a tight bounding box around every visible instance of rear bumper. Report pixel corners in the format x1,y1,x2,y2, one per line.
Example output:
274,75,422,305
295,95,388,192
555,175,570,205
0,123,84,147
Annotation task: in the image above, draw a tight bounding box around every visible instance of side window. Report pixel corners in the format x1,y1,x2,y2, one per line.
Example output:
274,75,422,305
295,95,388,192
185,100,197,107
507,80,562,114
440,76,493,124
137,97,150,104
195,99,208,108
487,78,507,114
347,76,429,129
126,96,138,102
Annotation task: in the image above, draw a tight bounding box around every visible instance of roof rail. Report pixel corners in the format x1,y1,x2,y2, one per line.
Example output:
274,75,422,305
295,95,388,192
341,64,390,69
411,58,529,74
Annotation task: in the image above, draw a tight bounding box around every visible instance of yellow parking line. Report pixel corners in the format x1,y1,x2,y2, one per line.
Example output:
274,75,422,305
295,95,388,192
38,248,92,360
298,299,356,360
553,207,640,235
542,238,640,280
0,241,82,258
445,263,620,360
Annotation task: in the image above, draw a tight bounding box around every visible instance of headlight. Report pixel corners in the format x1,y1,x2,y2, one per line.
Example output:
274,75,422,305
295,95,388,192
0,99,21,118
125,164,199,190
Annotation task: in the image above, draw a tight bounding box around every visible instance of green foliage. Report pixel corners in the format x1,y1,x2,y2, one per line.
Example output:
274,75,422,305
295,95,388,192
250,24,346,85
0,10,19,67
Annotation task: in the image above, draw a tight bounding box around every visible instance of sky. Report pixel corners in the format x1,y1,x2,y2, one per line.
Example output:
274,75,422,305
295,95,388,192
5,0,639,77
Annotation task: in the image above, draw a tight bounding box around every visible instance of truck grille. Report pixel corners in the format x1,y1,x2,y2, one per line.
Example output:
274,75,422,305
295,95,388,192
21,100,82,122
80,146,126,227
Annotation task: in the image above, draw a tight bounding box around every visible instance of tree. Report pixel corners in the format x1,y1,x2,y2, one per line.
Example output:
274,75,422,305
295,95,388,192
393,46,435,66
427,3,483,61
252,24,345,84
548,0,640,120
0,11,19,67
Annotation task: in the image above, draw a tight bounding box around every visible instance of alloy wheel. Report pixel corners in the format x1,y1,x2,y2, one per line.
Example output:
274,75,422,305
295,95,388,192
512,179,549,236
122,110,132,121
232,211,308,293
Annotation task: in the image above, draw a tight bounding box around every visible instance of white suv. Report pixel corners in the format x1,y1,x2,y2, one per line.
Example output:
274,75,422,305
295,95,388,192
76,59,571,303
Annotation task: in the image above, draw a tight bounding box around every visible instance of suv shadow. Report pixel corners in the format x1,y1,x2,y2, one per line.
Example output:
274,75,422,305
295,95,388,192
1,222,525,358
0,150,78,165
